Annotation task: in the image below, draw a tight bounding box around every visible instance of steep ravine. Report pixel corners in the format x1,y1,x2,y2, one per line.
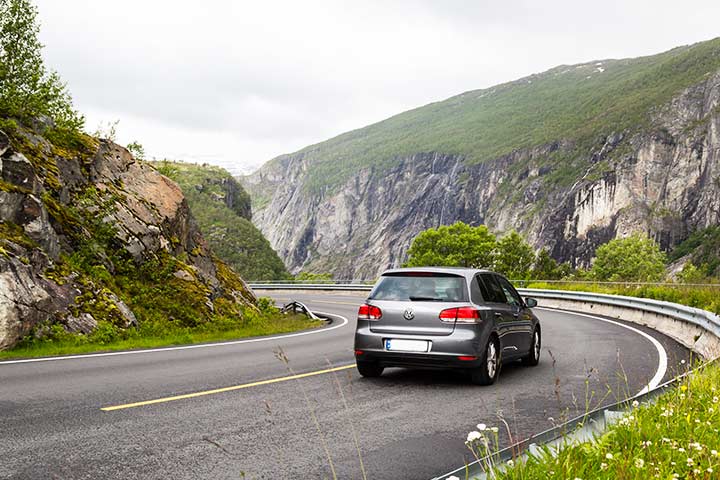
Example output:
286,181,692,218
245,70,720,280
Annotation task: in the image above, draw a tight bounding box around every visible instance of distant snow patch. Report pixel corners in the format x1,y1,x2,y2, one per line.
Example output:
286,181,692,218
596,67,605,73
595,62,603,66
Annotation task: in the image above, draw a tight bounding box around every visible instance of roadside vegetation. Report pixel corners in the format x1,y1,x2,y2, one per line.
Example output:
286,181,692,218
0,308,322,360
457,362,719,480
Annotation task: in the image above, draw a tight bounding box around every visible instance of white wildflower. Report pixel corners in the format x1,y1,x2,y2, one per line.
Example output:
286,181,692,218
632,400,640,408
507,460,514,467
466,431,481,442
476,423,487,431
635,458,645,468
605,453,614,460
686,457,694,466
600,462,608,470
708,468,714,474
711,449,718,456
490,426,499,433
713,396,719,403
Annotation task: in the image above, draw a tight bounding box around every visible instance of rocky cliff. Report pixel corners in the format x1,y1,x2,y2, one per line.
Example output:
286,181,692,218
244,41,720,280
0,120,255,350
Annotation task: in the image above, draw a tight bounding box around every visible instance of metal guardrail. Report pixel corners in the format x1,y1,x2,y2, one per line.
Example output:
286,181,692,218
280,301,322,320
251,283,373,291
516,288,720,339
250,283,720,339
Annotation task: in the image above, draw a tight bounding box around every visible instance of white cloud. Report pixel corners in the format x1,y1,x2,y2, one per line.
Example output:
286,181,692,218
35,0,720,174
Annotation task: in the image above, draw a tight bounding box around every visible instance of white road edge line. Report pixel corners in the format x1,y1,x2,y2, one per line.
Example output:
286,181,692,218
0,310,349,366
537,307,668,396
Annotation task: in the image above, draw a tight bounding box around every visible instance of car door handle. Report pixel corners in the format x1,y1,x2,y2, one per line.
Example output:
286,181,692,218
494,312,503,318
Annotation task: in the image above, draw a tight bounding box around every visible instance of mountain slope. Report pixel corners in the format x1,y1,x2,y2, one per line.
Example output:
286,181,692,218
0,118,256,350
244,37,720,279
154,161,289,281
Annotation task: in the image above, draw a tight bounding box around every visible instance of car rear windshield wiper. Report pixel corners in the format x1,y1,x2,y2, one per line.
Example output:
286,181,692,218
408,296,444,301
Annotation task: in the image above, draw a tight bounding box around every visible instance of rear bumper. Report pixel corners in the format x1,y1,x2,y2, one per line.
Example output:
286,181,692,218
354,321,490,369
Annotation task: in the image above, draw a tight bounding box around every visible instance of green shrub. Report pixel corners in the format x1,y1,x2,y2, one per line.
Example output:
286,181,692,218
590,234,667,282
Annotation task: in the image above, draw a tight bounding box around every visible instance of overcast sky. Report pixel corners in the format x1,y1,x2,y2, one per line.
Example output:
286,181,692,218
35,0,720,175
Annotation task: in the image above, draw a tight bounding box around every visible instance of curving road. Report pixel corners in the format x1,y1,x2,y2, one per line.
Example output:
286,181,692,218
0,291,690,480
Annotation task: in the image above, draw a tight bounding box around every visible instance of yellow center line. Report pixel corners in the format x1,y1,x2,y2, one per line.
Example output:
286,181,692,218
101,364,357,412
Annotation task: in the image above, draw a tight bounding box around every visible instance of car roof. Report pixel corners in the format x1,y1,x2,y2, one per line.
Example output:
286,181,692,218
380,266,495,279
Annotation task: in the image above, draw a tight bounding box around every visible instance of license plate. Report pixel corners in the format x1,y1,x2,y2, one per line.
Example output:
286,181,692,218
384,339,430,352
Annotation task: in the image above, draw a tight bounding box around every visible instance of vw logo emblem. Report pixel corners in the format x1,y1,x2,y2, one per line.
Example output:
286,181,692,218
403,308,415,321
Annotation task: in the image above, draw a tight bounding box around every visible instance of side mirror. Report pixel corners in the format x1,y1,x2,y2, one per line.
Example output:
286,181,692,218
525,297,538,308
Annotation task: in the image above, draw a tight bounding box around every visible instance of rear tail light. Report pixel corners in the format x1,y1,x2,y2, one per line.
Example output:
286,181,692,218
439,307,481,323
358,304,382,320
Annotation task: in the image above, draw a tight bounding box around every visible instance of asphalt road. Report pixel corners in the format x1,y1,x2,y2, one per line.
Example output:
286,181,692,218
0,291,690,480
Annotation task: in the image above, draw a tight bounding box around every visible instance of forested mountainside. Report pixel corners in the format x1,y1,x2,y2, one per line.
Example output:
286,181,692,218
244,37,720,279
0,120,256,349
154,161,289,281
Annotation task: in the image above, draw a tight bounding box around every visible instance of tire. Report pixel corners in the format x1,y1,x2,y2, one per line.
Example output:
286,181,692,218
357,361,384,378
522,328,541,366
470,337,500,385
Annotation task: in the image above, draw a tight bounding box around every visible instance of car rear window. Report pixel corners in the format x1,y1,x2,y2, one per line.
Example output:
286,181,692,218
369,273,468,302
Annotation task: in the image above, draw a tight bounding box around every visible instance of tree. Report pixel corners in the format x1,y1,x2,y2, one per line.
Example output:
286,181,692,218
493,230,535,280
404,221,497,268
677,262,705,284
0,0,83,129
532,247,559,279
590,234,667,282
126,140,145,160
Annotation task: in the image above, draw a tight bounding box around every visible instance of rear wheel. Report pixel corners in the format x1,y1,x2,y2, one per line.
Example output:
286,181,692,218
522,328,541,366
357,361,384,378
470,337,500,385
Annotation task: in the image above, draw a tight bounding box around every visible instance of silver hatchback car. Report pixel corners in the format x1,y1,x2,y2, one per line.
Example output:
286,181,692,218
353,267,540,385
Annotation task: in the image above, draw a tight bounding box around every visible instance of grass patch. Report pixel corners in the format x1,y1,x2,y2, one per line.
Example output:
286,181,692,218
468,362,720,479
0,313,323,360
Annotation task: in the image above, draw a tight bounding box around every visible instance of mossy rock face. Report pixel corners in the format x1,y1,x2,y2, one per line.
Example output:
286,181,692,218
0,117,258,350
